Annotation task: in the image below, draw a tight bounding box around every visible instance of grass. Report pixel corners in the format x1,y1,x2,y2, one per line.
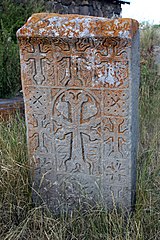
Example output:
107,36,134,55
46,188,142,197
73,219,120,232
0,26,160,239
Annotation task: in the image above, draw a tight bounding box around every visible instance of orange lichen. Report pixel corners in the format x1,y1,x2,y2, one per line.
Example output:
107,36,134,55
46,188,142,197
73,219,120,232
17,13,139,40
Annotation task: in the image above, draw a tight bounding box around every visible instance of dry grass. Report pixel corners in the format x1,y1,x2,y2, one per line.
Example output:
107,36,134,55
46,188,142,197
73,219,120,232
0,26,160,239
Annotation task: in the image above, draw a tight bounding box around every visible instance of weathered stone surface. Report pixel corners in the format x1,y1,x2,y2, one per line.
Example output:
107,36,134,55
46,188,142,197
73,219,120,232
17,13,140,212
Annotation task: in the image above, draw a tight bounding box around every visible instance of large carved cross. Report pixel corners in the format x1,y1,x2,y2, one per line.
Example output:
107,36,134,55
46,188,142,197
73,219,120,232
53,90,101,172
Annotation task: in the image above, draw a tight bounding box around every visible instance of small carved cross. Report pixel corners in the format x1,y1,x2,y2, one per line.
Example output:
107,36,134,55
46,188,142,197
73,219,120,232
25,44,51,84
104,118,128,158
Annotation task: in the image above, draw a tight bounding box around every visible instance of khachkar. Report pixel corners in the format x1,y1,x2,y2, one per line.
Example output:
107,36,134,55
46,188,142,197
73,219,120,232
17,13,140,212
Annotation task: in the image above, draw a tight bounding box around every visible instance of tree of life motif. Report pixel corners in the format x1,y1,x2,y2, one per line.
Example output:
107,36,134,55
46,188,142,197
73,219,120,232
52,90,101,174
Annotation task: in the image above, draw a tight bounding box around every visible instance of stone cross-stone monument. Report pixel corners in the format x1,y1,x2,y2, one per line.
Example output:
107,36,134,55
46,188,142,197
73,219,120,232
17,13,139,212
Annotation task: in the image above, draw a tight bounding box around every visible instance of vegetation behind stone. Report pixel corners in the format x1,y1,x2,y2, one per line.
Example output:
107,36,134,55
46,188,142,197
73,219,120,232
0,0,44,98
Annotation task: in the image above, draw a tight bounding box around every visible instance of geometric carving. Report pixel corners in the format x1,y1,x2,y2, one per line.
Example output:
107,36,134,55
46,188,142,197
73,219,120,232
17,13,140,211
104,159,127,183
103,89,129,116
25,87,51,112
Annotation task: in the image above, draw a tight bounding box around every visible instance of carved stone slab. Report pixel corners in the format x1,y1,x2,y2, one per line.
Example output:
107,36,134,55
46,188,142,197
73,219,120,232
17,13,140,212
